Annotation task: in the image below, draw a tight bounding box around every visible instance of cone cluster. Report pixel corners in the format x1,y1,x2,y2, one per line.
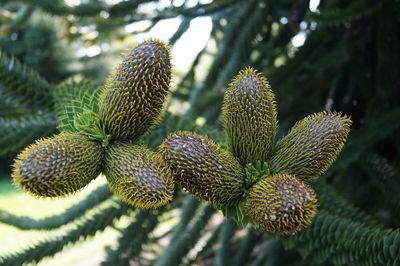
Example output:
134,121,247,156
11,42,352,233
160,67,352,233
12,39,174,208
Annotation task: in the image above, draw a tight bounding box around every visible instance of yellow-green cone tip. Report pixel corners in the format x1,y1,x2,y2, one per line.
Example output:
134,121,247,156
100,38,172,141
159,131,245,205
12,133,103,197
104,142,174,208
244,173,318,234
269,111,352,181
222,67,277,166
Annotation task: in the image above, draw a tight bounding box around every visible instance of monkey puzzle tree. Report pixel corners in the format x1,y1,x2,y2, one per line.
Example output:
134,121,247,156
0,0,399,265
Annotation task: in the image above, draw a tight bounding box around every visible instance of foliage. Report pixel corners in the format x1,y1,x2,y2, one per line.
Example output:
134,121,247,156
0,48,57,157
0,0,399,265
0,16,74,83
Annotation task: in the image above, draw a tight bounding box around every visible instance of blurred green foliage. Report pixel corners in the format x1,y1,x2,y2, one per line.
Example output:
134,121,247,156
0,18,73,83
0,0,399,265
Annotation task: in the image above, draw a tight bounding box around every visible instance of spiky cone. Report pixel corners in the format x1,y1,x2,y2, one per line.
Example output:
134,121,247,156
100,39,172,141
12,133,103,197
269,111,352,181
244,173,318,234
159,131,245,205
222,67,277,166
104,142,174,208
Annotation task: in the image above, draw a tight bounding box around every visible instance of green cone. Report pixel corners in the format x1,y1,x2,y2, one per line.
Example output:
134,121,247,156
104,142,174,208
222,67,277,166
159,131,245,205
100,39,172,141
269,111,352,181
12,133,103,197
244,173,318,234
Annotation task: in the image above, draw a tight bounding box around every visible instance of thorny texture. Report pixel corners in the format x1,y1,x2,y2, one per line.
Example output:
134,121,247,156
222,67,277,166
12,133,103,197
269,111,352,181
155,68,351,232
100,39,172,141
159,131,245,205
10,39,174,209
104,142,174,208
244,174,318,234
